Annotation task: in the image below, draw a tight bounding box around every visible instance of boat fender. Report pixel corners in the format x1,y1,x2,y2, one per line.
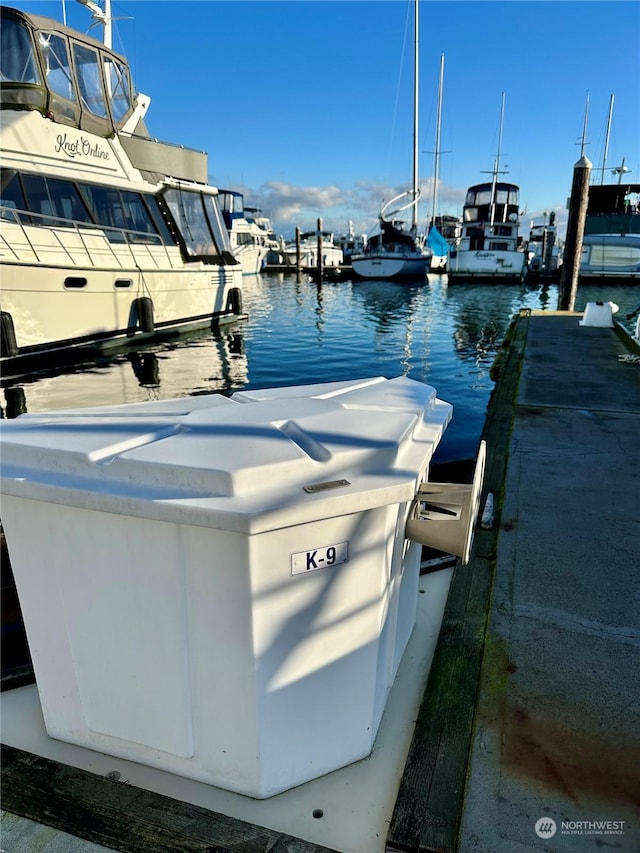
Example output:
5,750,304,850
1,311,18,357
226,287,243,316
134,297,155,333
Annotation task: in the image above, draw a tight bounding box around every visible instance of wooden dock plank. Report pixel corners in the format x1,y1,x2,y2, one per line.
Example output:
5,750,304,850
386,311,529,853
0,745,341,853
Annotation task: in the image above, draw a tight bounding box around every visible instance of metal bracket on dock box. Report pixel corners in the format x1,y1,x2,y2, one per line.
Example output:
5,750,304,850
405,440,486,565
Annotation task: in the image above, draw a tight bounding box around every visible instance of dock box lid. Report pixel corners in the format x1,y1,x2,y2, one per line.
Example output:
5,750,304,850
0,377,452,533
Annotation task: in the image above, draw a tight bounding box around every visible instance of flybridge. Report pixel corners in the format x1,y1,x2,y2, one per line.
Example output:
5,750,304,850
0,5,135,137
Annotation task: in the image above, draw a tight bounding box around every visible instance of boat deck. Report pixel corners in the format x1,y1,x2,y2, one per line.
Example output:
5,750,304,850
2,310,639,852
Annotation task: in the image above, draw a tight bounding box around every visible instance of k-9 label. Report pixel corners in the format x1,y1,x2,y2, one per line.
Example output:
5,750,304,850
291,541,349,575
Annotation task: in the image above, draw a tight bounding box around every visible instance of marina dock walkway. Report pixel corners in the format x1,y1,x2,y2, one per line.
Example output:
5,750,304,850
388,309,640,853
2,310,639,852
458,311,640,852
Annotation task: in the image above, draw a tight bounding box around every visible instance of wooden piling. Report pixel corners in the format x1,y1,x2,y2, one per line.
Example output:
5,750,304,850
558,155,591,311
295,226,301,282
316,218,324,281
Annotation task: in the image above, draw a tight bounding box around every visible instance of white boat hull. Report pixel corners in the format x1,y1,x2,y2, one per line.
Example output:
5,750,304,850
579,233,640,280
351,253,431,281
233,243,269,275
1,260,241,356
448,249,526,282
429,253,448,272
284,246,343,268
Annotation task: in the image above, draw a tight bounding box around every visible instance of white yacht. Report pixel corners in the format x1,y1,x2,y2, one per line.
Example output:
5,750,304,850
580,177,640,282
283,230,343,268
448,94,527,283
0,4,244,374
218,190,272,275
244,205,280,255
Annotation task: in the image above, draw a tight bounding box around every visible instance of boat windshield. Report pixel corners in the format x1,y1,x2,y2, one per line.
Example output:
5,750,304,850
0,11,45,110
218,190,245,228
465,183,520,207
163,186,236,264
0,7,134,135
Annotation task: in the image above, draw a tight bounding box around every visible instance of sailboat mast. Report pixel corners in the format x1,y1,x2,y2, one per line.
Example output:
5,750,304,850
412,0,419,230
600,92,614,185
489,91,505,228
431,53,444,227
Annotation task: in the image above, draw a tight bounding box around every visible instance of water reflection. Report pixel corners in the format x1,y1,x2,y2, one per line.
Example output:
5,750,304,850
1,330,247,418
351,279,424,330
2,274,638,462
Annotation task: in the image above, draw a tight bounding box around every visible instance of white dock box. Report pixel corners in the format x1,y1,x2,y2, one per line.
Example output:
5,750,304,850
0,376,452,797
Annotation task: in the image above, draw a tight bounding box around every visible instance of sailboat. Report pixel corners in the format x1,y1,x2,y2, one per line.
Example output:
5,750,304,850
426,54,450,272
351,0,432,281
448,93,527,283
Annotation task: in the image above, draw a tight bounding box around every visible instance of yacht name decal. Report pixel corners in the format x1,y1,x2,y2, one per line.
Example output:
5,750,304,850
55,133,110,161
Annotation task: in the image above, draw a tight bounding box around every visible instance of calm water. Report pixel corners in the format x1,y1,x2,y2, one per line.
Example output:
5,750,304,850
2,274,638,463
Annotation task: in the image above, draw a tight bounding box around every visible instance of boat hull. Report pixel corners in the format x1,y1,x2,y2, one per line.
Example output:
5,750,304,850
351,253,431,281
429,253,448,272
448,249,526,283
0,255,244,374
233,244,269,275
579,233,640,281
283,246,343,268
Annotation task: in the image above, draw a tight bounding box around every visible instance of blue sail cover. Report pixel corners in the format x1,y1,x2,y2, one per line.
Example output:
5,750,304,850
427,225,450,256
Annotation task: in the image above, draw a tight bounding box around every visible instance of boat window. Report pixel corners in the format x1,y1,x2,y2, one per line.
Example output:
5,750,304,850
472,189,493,206
39,32,75,103
236,233,256,246
0,169,30,222
72,43,107,118
202,194,234,255
103,56,132,122
463,207,479,223
0,15,40,84
77,183,168,243
163,187,218,258
22,174,94,227
494,225,513,237
495,188,518,205
140,193,174,244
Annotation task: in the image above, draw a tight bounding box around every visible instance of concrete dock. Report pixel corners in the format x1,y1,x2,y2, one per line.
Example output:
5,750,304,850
2,309,639,852
459,311,640,851
388,310,639,853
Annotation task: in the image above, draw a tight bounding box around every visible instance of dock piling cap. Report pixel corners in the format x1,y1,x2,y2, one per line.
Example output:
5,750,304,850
580,301,619,328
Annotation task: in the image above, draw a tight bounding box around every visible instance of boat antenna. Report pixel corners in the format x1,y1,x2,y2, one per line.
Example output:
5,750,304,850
76,0,112,48
431,53,444,229
579,92,590,158
488,91,506,229
612,157,630,184
412,0,419,231
600,93,615,185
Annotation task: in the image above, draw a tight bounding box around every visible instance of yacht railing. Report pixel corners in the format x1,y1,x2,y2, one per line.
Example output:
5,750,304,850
0,206,178,269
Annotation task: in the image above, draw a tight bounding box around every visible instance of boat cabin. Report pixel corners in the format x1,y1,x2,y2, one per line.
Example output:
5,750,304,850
585,183,640,236
218,190,246,230
0,5,135,137
460,181,520,251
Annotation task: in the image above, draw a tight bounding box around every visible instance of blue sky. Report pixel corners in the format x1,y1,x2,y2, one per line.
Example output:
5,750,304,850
12,1,640,240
